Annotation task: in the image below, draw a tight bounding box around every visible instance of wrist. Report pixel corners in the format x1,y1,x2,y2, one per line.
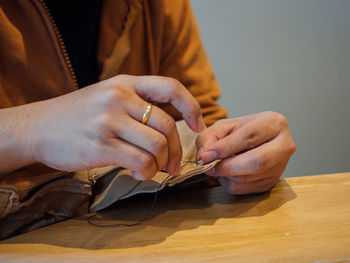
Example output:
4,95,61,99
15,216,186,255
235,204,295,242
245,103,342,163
0,105,37,173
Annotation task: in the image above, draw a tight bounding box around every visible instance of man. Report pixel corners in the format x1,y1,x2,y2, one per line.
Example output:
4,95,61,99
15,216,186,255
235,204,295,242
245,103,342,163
0,0,295,236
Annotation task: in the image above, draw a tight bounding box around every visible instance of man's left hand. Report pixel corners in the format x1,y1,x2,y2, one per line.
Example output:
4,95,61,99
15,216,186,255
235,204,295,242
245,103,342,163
196,111,296,195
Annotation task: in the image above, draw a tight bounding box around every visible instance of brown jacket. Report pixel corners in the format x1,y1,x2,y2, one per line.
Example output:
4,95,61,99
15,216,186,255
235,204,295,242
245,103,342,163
0,0,227,238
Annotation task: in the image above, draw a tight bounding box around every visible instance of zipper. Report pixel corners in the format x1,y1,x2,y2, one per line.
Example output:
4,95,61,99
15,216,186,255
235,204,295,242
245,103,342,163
36,0,79,89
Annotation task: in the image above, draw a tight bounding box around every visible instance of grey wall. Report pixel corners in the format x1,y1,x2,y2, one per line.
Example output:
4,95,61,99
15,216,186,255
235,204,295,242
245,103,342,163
191,0,350,177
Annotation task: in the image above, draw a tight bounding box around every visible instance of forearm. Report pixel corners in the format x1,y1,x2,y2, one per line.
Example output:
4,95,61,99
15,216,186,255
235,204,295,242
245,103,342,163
1,75,205,179
0,105,36,174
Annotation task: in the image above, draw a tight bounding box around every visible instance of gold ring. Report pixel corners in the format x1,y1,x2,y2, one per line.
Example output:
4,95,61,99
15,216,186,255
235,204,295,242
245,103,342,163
141,103,152,124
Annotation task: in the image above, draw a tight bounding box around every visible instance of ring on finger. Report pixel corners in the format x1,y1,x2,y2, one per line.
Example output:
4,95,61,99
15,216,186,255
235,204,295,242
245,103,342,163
141,103,153,124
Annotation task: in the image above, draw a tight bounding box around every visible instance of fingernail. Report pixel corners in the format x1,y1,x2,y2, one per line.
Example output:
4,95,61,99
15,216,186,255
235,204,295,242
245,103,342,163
197,147,203,161
206,167,215,176
167,165,174,176
132,171,144,181
202,150,218,163
174,162,181,175
167,161,180,176
197,115,206,132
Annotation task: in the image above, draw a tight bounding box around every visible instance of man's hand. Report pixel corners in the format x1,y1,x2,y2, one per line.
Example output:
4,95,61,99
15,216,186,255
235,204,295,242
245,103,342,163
0,75,205,179
196,111,296,195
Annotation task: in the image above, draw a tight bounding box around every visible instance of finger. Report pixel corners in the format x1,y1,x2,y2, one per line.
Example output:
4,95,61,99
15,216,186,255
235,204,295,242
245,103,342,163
123,95,182,175
131,75,205,132
99,138,158,180
195,119,235,160
215,161,287,183
218,176,279,195
201,117,280,163
112,116,169,173
207,136,287,177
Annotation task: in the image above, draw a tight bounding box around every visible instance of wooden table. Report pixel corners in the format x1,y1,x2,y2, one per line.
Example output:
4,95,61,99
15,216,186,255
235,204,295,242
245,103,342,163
0,172,349,262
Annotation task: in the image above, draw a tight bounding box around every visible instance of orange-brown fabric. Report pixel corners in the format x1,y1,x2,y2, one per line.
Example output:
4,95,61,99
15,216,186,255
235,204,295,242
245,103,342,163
97,0,227,125
0,0,75,107
0,0,226,188
0,0,227,121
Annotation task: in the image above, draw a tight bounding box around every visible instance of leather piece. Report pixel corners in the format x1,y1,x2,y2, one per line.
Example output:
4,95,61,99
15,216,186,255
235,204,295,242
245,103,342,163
0,176,91,240
90,121,220,212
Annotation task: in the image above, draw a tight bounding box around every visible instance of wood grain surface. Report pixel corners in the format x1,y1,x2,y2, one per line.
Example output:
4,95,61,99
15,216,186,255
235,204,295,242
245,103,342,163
0,172,349,263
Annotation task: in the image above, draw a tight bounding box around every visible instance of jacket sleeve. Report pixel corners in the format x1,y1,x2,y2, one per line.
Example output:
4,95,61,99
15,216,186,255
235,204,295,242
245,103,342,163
157,0,227,126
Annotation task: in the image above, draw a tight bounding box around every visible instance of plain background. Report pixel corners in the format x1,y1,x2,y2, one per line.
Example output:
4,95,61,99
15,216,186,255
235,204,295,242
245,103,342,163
191,0,350,177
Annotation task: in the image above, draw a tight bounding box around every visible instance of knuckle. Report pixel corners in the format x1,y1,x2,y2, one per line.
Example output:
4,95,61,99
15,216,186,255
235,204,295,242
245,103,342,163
275,113,288,128
112,74,133,85
215,118,231,127
113,74,128,81
243,126,258,149
153,135,168,156
110,86,131,102
183,102,201,123
220,138,232,154
166,77,181,92
189,101,202,119
289,140,297,155
101,85,133,107
264,111,288,128
138,154,154,170
162,115,176,135
165,77,201,113
262,110,277,119
93,114,112,134
249,154,266,173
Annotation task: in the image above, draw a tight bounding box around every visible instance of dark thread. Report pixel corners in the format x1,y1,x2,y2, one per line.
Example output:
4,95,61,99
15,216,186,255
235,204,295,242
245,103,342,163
180,160,198,168
87,160,202,228
87,175,171,228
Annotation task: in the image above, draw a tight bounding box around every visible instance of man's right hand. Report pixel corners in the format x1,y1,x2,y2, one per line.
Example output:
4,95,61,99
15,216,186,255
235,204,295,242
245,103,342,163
0,75,205,180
